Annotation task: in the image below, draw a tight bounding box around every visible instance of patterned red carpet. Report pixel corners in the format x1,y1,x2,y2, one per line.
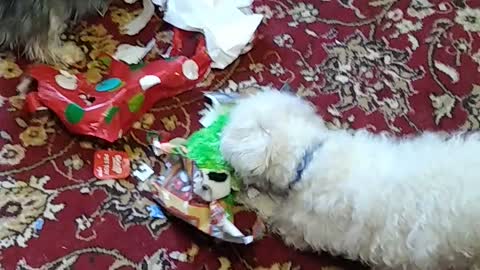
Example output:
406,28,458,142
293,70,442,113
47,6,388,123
1,0,480,269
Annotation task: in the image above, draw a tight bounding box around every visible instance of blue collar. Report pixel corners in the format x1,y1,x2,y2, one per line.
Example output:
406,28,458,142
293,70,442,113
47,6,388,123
288,143,323,189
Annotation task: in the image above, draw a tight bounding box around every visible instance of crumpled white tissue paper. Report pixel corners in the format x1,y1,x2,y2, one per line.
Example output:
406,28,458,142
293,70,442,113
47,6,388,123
156,0,263,69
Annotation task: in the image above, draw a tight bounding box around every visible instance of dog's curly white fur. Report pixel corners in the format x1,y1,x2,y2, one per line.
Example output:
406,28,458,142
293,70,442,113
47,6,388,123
221,90,480,270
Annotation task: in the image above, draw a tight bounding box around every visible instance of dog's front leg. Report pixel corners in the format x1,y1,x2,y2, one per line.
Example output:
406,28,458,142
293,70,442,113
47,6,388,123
237,189,278,220
240,189,312,251
269,214,311,251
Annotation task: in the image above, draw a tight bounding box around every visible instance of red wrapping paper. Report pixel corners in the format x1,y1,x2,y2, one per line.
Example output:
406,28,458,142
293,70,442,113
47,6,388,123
24,29,211,142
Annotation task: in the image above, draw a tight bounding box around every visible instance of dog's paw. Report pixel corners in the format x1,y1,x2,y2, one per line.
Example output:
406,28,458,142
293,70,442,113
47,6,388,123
269,218,310,251
237,190,278,220
283,235,310,251
58,42,85,66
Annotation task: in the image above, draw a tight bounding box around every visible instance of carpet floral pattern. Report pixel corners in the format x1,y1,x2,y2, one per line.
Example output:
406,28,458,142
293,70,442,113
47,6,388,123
1,0,480,269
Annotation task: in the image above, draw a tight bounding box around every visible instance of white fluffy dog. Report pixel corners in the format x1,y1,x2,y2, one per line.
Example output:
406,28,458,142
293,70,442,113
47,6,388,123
220,90,480,270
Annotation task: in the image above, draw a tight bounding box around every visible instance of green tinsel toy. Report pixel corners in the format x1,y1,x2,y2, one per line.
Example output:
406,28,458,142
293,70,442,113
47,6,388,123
185,114,230,172
184,111,241,200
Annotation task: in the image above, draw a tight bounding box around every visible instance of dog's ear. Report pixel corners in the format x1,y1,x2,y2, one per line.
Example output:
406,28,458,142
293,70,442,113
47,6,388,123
220,120,273,180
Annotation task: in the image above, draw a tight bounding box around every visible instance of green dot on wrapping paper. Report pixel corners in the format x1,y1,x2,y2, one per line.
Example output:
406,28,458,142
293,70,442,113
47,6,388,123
104,107,120,124
65,103,84,124
129,62,146,71
99,56,112,67
128,93,145,113
164,56,179,62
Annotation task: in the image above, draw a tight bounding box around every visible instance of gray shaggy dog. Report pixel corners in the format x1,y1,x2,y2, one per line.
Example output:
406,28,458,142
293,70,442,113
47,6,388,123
0,0,110,64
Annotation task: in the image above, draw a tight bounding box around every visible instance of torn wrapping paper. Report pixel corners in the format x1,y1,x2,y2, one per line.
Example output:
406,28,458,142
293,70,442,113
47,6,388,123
142,155,264,244
146,205,166,219
113,39,156,65
122,0,156,36
24,29,211,142
150,123,235,202
150,106,239,202
33,218,44,237
158,0,263,69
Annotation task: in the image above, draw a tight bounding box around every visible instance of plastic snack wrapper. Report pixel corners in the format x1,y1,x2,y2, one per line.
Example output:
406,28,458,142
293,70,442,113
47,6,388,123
137,154,265,244
23,29,211,142
94,150,131,179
